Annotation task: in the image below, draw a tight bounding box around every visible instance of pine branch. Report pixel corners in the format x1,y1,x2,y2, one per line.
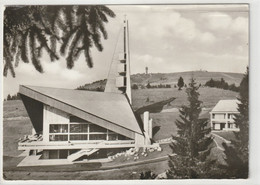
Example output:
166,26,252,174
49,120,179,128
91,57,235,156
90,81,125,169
66,30,83,68
29,30,43,73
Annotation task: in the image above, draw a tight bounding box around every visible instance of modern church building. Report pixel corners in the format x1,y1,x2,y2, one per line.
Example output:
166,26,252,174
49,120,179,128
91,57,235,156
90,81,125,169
17,20,155,166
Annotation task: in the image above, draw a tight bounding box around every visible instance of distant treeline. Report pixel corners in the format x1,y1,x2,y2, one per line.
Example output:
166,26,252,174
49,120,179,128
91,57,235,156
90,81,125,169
146,83,171,89
5,93,21,101
76,77,239,92
205,78,239,92
132,83,171,90
77,86,104,92
76,79,106,92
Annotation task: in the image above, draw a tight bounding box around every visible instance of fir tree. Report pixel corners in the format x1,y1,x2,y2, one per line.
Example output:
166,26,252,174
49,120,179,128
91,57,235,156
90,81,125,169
223,67,249,178
132,84,138,90
146,82,151,89
167,78,213,179
7,94,11,100
4,5,115,77
205,78,215,87
177,76,184,90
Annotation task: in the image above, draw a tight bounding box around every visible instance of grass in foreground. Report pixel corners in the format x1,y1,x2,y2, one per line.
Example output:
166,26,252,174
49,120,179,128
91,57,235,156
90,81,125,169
3,160,169,180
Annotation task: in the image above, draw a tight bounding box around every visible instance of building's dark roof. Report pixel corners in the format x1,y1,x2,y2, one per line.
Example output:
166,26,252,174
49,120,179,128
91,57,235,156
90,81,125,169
19,85,143,135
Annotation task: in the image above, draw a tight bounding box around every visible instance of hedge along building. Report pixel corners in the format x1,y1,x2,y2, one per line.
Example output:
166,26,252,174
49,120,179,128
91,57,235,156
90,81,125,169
18,19,154,166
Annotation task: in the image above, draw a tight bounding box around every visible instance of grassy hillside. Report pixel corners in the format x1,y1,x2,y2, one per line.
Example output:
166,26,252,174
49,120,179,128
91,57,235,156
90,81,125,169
78,71,243,91
132,71,243,86
3,100,32,157
132,87,238,110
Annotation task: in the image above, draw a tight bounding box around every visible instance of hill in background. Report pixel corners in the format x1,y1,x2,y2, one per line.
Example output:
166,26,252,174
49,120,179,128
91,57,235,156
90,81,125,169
77,71,243,91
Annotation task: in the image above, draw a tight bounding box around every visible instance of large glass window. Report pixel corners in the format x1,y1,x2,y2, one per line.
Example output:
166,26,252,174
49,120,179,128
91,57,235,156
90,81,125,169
49,121,132,142
89,124,106,133
49,124,68,133
89,134,107,140
108,134,117,141
59,150,68,159
118,134,130,140
49,134,68,141
70,116,86,123
70,134,88,140
70,124,88,133
49,150,59,159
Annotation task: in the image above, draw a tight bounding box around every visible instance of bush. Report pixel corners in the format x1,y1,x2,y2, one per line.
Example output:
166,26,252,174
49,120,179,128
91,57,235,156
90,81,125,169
205,78,239,92
140,171,157,179
132,84,138,90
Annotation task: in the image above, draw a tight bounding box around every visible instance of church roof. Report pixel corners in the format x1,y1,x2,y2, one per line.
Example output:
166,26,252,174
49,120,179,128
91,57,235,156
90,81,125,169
19,85,143,136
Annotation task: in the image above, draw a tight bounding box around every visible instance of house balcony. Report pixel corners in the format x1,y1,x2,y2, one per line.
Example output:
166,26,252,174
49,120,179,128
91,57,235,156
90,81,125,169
211,118,235,123
222,128,240,131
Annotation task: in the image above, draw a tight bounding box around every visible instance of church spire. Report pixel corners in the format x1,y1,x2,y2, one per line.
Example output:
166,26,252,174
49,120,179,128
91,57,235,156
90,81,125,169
105,18,132,104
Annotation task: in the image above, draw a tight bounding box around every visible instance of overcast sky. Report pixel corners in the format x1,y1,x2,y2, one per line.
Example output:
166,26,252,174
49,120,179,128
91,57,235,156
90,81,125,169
3,4,249,98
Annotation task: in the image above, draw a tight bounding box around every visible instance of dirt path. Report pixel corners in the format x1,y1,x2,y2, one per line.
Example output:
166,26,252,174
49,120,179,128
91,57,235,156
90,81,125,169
211,133,231,151
221,73,236,80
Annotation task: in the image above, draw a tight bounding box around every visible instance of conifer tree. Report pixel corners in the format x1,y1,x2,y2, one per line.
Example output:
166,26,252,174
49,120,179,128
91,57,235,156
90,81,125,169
223,67,249,178
167,78,213,178
4,5,115,77
7,94,11,100
177,76,184,90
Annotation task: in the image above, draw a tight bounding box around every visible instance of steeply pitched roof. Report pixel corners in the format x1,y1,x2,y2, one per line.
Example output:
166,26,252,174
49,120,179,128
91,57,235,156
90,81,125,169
19,85,142,135
211,99,240,113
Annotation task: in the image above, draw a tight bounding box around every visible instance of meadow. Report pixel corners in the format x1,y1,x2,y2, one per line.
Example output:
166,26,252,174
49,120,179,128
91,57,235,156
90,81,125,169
132,86,238,110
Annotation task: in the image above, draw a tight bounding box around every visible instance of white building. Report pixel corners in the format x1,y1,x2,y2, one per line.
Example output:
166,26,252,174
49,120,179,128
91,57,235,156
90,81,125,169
210,100,240,131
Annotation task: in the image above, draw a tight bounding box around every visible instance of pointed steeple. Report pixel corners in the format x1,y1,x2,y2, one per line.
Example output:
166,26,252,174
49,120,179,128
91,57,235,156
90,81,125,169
105,18,132,104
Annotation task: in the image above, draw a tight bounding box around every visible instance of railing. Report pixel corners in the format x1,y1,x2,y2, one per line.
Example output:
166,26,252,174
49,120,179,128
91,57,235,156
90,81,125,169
18,140,135,148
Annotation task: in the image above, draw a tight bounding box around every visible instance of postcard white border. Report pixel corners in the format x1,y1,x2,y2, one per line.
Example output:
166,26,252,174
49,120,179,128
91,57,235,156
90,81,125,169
0,0,259,185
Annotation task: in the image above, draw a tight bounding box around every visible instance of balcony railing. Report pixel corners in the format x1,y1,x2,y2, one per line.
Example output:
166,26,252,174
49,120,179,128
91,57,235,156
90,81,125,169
18,140,135,150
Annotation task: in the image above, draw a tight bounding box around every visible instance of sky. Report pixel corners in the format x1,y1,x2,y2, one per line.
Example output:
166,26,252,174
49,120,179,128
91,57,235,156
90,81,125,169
3,4,249,98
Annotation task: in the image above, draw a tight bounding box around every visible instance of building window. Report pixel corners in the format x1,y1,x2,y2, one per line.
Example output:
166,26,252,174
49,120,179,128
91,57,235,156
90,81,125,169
89,134,107,140
49,134,68,141
70,124,88,133
118,134,130,140
108,134,118,141
212,114,215,119
89,124,107,133
59,150,68,159
70,116,86,123
70,134,88,141
49,121,132,142
49,150,59,159
49,124,68,133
